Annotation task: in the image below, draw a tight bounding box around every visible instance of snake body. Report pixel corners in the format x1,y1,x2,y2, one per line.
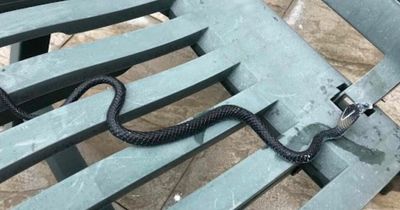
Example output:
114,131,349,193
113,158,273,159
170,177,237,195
0,76,371,163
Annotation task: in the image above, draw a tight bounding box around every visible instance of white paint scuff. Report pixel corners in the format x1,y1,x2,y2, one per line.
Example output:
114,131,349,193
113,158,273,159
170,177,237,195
174,193,182,202
285,0,305,26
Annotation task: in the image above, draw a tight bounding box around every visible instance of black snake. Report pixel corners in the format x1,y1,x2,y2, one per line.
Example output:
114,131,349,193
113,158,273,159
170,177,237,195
0,76,371,163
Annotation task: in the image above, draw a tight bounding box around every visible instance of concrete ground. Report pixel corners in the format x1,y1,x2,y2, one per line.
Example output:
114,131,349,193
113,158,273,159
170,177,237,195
0,0,399,209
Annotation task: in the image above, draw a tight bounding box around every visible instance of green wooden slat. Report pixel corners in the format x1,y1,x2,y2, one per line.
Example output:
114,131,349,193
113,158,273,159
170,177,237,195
301,107,400,208
17,82,274,209
172,0,350,94
0,0,63,13
302,106,400,189
323,0,400,56
168,119,338,210
322,0,400,109
344,57,400,104
301,127,400,210
168,107,400,210
169,147,294,210
0,0,175,46
170,114,400,210
0,14,207,114
15,81,278,210
0,49,237,183
171,0,400,196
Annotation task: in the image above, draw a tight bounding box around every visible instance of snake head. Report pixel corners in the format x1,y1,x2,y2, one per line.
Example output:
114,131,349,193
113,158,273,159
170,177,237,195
338,103,373,129
357,103,373,113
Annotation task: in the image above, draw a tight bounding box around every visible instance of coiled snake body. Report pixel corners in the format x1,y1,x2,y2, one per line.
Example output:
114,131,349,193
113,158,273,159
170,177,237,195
0,76,371,163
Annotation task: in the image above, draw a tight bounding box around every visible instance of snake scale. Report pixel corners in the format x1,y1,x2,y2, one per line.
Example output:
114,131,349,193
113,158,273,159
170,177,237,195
0,75,371,163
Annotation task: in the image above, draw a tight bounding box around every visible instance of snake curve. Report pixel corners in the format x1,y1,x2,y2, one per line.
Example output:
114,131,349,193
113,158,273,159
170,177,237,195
0,75,371,163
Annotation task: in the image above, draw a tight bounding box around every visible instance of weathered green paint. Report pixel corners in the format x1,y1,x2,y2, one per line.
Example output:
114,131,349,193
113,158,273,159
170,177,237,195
301,127,400,210
344,57,400,105
169,107,400,210
0,14,206,114
170,1,400,209
1,0,399,209
0,49,237,182
15,80,277,210
8,34,92,194
0,0,175,46
304,1,400,208
166,124,313,210
169,142,294,210
322,0,400,106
